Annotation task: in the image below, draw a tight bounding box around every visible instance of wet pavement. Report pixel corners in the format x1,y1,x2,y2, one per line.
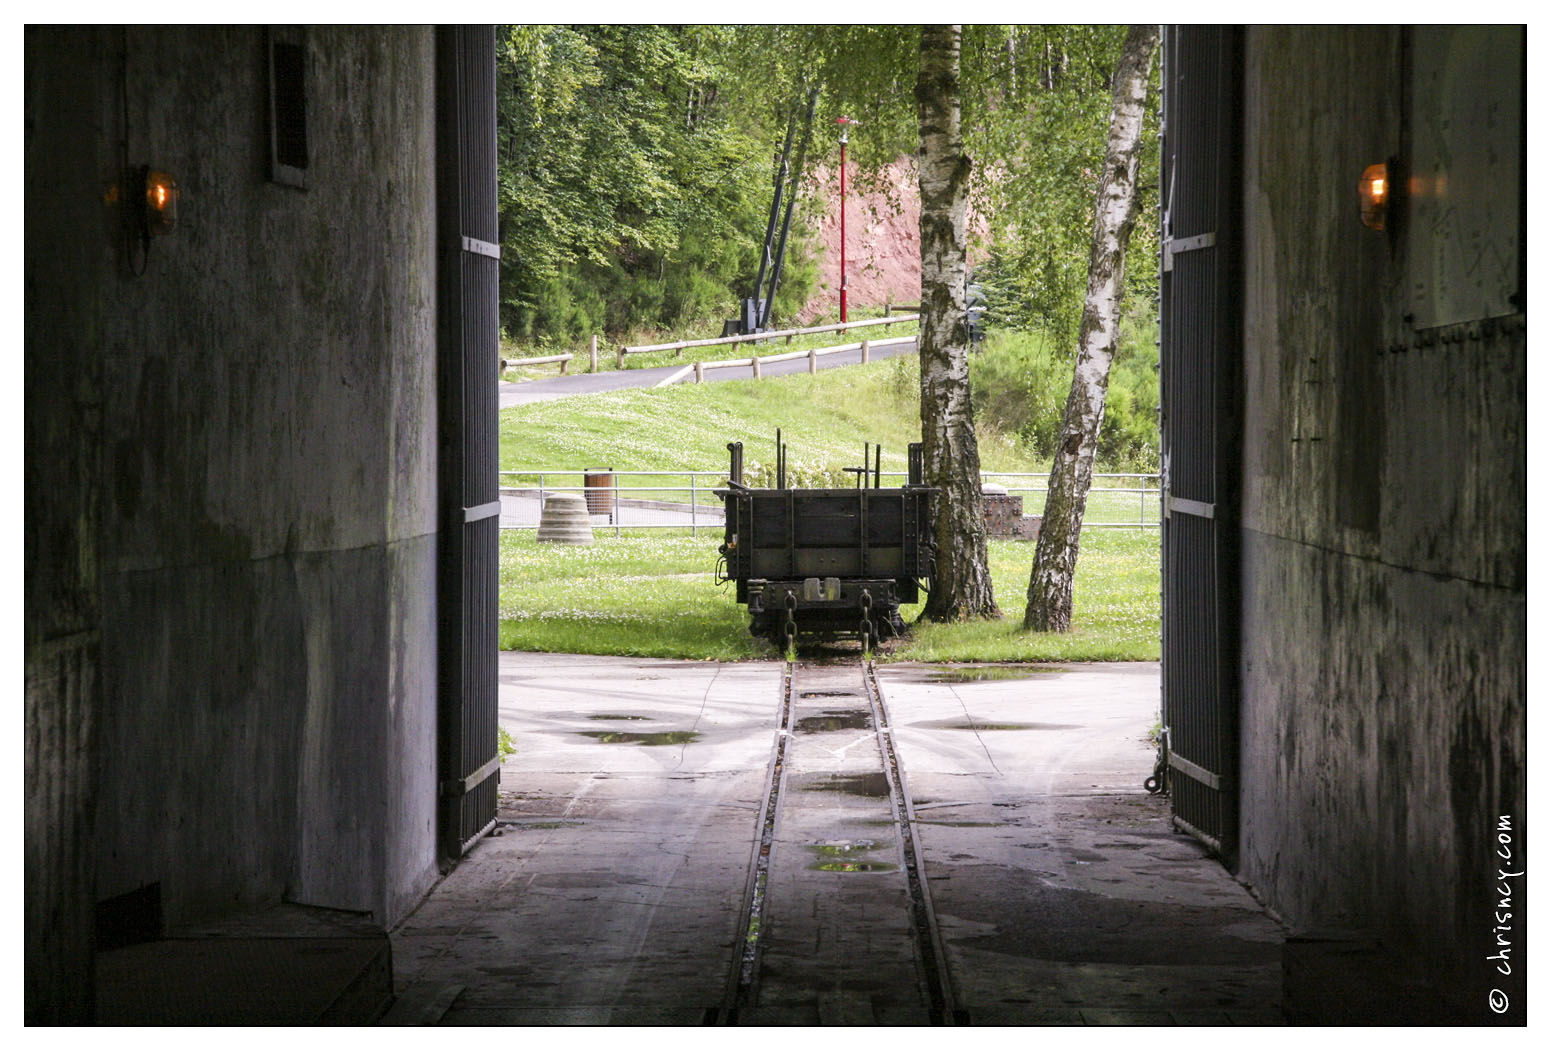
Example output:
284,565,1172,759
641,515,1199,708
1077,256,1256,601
385,652,1285,1025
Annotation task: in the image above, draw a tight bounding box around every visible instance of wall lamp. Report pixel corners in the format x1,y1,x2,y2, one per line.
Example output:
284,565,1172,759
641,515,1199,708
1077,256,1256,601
1359,161,1389,230
125,165,179,274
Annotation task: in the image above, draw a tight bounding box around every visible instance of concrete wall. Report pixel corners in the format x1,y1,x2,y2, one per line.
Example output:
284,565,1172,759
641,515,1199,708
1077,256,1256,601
26,27,442,1012
1236,26,1525,1012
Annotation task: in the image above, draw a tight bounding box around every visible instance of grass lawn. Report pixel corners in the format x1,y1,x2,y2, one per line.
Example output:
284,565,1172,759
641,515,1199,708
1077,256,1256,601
498,528,1160,663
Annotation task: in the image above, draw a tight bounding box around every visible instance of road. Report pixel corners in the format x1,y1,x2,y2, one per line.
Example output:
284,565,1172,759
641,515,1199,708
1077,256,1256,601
499,336,919,408
499,489,722,531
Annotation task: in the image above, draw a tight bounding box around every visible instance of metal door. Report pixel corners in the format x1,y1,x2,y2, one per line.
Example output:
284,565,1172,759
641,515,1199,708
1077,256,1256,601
1159,26,1243,864
436,25,500,860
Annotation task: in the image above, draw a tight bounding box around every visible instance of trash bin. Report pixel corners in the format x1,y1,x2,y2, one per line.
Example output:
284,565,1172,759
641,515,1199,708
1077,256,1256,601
584,469,614,521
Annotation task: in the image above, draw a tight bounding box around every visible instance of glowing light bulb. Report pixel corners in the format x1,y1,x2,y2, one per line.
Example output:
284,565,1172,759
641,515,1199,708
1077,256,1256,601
143,169,179,235
1359,162,1390,231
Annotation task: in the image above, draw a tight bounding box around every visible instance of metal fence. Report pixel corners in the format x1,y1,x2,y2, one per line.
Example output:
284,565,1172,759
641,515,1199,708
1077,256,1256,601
976,472,1161,530
500,469,1161,533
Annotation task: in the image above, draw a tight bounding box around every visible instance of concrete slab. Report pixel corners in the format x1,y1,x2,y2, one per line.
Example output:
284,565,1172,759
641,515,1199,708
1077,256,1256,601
875,662,1282,1020
96,904,392,1025
386,652,1287,1025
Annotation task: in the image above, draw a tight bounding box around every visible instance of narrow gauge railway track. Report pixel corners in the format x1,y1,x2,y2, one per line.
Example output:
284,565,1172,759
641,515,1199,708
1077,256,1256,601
713,657,962,1025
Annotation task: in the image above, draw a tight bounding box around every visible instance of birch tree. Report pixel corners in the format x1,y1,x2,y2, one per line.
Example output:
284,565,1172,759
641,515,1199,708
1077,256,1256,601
916,24,998,620
1024,24,1160,632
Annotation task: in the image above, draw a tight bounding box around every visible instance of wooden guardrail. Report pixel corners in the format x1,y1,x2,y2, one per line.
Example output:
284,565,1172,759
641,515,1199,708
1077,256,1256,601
500,352,573,375
654,334,915,387
618,313,919,367
501,336,601,377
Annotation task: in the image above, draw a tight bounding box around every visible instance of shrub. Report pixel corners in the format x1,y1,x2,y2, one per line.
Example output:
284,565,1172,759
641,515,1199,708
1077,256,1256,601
969,328,1070,459
741,459,853,490
969,309,1158,470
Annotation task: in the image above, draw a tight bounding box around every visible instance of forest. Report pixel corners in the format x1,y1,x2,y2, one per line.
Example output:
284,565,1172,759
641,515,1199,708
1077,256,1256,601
496,24,1162,471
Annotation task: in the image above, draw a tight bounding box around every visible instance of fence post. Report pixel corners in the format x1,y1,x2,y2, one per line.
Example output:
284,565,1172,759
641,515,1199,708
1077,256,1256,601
808,346,817,374
860,338,870,364
691,472,697,537
884,300,891,317
616,345,625,369
752,355,762,379
786,333,794,345
560,358,568,375
589,334,598,372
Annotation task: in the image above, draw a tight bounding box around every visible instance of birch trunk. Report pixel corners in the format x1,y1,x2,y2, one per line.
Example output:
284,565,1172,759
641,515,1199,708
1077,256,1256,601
917,24,999,622
1024,24,1159,632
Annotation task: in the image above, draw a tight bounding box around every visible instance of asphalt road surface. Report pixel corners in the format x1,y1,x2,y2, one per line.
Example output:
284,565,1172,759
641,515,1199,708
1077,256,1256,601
499,336,919,408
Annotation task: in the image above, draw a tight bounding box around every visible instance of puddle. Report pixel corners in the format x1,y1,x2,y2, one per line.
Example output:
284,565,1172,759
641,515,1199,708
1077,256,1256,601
587,714,649,722
794,710,873,733
808,840,880,857
802,837,897,872
808,859,899,873
917,820,1003,828
800,690,861,699
925,666,1062,683
940,721,1082,732
578,730,700,746
912,718,1081,732
801,772,891,798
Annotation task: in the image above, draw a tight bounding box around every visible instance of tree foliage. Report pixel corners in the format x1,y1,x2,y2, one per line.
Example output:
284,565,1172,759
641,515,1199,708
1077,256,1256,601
494,25,1161,362
963,26,1161,344
495,26,819,345
724,26,1160,349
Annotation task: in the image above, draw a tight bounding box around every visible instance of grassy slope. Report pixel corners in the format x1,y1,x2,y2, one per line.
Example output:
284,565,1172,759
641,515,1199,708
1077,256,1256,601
501,354,1028,477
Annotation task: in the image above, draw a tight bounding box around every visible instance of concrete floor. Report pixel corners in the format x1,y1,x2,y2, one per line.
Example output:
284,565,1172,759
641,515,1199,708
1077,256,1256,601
386,652,1285,1025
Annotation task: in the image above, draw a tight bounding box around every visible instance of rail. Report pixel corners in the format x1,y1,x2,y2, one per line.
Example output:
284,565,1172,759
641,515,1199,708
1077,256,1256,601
499,469,1161,533
499,352,572,374
653,335,915,387
618,312,919,364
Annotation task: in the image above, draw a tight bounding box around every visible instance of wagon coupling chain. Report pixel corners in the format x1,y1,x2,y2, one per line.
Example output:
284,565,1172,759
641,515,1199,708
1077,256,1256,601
783,590,797,643
859,589,875,653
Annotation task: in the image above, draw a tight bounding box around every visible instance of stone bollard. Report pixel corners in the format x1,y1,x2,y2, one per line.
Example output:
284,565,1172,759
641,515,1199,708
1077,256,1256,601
536,493,594,545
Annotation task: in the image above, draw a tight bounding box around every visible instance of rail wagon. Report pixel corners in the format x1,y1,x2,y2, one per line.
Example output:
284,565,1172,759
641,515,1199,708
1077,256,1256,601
715,434,935,647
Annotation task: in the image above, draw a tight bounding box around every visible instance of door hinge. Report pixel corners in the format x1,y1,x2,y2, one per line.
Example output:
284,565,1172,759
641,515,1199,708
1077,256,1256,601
460,235,501,260
1162,231,1215,272
441,754,502,799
